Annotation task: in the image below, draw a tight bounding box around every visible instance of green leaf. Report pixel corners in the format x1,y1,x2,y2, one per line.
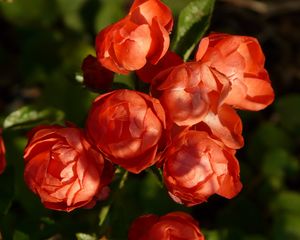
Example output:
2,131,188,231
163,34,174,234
99,205,110,227
13,230,30,240
76,233,97,240
202,230,220,240
118,170,129,190
3,105,65,130
146,167,163,188
172,0,215,60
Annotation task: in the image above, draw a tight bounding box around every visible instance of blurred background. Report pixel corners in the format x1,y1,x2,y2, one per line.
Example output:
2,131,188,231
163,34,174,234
0,0,300,239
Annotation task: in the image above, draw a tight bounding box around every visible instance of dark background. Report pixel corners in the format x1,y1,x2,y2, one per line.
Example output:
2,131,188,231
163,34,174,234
0,0,300,239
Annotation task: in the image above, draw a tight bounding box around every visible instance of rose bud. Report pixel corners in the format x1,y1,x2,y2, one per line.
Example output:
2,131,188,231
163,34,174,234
151,61,230,127
24,125,114,212
196,33,274,111
81,54,114,92
195,105,244,149
86,89,166,174
136,51,183,84
96,0,173,74
128,212,205,240
163,130,242,206
0,128,6,175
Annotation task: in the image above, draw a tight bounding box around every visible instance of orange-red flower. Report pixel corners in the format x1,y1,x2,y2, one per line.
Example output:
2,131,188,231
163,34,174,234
86,90,166,174
96,0,173,74
136,51,183,84
163,130,242,206
151,62,229,126
0,128,6,175
81,55,114,92
128,212,205,240
196,33,274,111
195,105,244,149
24,125,114,212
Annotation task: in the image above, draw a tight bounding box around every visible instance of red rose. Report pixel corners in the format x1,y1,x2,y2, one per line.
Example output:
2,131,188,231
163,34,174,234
24,125,114,212
151,62,229,126
96,0,173,74
81,55,114,92
195,105,244,149
86,90,166,174
136,51,183,84
163,130,242,206
128,212,205,240
196,33,274,111
0,128,6,175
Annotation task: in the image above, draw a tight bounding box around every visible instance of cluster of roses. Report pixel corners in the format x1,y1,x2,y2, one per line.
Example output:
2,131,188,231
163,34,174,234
17,0,274,238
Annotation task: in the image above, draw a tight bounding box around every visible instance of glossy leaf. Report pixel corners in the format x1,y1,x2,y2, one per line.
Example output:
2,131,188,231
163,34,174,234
76,233,97,240
3,105,65,130
172,0,215,60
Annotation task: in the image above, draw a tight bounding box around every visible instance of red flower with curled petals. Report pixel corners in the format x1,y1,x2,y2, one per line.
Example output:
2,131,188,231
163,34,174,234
136,51,183,84
128,212,204,240
163,130,242,206
0,128,6,175
96,0,173,74
196,33,274,111
195,105,244,149
151,62,229,126
24,125,114,212
81,55,114,92
86,89,166,174
129,0,173,32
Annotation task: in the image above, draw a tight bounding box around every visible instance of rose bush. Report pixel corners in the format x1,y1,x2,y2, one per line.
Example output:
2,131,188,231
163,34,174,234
128,212,204,240
0,0,278,238
96,0,173,74
0,128,6,175
163,130,242,206
196,33,275,110
24,125,114,212
86,89,166,174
